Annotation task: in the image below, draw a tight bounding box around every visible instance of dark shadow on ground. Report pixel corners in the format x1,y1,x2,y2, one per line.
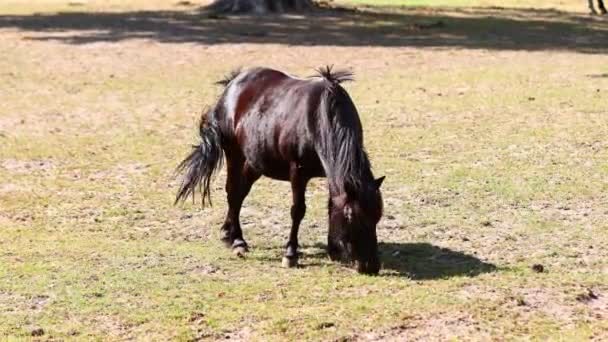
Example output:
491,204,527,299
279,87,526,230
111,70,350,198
0,5,607,52
252,242,495,279
379,242,496,279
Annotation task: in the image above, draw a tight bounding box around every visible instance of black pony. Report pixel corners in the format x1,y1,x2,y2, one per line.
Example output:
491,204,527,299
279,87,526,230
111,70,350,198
176,66,384,274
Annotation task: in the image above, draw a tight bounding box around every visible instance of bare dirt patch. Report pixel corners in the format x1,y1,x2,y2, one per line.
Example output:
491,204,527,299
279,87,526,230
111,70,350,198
1,159,56,174
356,312,480,341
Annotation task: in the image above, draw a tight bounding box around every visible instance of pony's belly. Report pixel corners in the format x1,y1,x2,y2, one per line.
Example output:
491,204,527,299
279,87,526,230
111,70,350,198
258,159,291,181
247,154,325,181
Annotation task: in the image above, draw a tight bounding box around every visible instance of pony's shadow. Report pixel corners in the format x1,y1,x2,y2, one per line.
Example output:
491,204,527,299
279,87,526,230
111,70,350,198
253,242,496,279
378,242,496,279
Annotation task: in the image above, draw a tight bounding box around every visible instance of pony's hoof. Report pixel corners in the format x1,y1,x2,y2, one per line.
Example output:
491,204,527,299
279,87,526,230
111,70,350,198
233,246,247,258
231,239,248,257
281,256,298,268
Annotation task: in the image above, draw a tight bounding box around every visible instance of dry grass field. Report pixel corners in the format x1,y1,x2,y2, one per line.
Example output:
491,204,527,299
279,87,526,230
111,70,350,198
1,0,608,340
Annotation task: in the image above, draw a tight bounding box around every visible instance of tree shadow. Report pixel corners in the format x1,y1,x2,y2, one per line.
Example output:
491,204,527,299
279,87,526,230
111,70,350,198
379,242,496,279
0,4,607,52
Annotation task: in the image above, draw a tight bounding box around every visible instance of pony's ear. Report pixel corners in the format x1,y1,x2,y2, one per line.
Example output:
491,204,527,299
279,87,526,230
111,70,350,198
343,204,353,223
374,176,386,189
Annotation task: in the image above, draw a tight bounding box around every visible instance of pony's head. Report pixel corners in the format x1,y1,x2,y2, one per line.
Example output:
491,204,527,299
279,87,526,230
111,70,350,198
328,176,385,275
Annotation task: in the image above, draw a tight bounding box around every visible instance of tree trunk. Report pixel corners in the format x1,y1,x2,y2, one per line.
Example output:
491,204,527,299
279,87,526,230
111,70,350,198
207,0,316,14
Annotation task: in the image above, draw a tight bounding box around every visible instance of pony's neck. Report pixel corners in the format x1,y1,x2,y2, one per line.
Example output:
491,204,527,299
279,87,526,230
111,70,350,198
315,82,372,196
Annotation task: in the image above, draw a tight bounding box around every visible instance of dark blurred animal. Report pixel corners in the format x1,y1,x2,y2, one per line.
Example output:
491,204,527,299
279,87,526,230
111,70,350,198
176,66,385,275
589,0,607,14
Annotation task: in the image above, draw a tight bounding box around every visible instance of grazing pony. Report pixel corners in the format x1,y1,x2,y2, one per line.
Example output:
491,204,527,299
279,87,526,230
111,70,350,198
176,66,384,274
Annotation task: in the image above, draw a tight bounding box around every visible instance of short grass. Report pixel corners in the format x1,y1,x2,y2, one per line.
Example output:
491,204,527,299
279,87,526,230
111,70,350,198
1,0,608,340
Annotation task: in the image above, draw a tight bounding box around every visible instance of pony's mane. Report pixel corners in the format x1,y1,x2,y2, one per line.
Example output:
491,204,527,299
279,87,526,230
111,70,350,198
215,68,242,86
315,71,372,195
314,65,354,87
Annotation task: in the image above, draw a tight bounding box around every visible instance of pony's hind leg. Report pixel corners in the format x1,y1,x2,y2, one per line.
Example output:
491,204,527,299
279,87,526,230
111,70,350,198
220,156,259,256
282,165,309,268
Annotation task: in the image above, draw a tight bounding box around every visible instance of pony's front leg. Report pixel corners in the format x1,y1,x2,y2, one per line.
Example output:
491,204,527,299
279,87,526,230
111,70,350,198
221,158,259,257
282,166,309,268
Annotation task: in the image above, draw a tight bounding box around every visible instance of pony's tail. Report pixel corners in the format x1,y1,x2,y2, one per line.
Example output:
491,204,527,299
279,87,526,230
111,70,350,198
175,110,224,206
